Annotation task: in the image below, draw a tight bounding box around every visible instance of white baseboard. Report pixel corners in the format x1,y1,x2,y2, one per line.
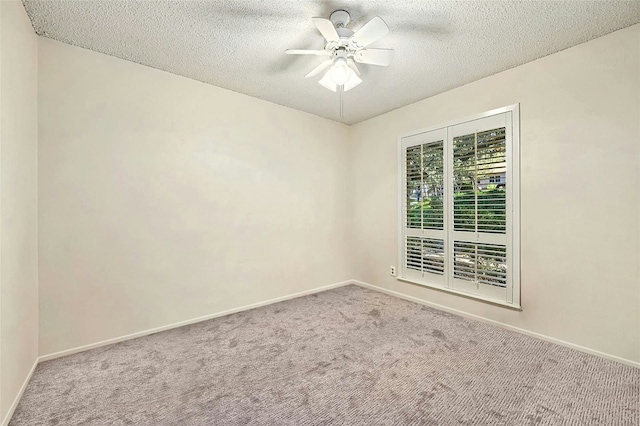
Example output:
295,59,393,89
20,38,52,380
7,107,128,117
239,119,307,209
1,357,38,426
39,280,353,362
352,280,640,369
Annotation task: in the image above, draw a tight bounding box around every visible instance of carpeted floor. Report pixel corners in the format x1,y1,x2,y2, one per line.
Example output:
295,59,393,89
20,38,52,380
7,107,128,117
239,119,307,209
10,285,639,425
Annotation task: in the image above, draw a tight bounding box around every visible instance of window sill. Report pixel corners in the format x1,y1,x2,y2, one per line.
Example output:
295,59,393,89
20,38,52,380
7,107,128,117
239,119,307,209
397,277,522,311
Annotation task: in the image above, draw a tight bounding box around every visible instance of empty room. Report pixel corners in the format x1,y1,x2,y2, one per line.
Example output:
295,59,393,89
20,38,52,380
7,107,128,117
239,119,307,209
1,0,639,425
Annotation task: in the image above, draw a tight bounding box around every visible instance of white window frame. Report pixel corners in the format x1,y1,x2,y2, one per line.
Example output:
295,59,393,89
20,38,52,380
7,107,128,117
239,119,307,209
397,104,521,310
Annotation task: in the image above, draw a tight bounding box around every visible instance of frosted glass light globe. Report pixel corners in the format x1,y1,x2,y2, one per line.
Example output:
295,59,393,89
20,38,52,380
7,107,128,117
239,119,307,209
330,58,351,85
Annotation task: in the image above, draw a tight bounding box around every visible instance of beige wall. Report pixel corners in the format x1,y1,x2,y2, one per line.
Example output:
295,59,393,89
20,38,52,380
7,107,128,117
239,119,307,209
350,24,640,364
0,0,39,422
37,38,352,356
32,20,640,368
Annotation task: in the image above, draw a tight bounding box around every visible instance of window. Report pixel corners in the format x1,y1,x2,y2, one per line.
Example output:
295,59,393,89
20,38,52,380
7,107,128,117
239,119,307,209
399,105,520,308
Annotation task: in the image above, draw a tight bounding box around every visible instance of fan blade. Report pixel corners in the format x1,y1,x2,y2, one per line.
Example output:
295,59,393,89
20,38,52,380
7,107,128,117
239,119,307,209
354,48,394,66
312,17,340,43
350,17,389,48
318,69,337,92
347,59,360,76
285,49,327,55
305,60,332,78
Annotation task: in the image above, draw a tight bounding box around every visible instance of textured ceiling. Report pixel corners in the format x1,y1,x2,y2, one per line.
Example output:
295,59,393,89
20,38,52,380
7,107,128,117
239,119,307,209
22,1,640,124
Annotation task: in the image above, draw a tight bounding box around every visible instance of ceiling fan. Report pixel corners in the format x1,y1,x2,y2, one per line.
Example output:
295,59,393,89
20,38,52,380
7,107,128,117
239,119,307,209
286,10,394,92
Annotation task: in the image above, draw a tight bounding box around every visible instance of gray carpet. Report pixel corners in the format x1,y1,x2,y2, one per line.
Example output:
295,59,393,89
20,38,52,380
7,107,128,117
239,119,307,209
10,285,639,425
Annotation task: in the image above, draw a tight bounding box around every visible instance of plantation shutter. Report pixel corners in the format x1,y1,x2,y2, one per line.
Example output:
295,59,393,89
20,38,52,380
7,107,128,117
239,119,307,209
401,128,447,285
399,107,519,307
448,113,513,302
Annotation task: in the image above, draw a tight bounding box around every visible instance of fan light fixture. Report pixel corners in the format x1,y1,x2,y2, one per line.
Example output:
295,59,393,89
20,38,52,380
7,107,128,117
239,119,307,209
286,10,393,93
318,51,362,92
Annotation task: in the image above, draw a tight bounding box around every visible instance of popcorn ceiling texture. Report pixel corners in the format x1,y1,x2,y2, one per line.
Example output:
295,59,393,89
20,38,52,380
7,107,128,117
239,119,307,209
21,1,640,124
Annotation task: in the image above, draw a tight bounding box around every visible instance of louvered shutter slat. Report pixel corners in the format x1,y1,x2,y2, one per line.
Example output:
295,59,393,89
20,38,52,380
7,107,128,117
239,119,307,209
405,237,444,275
405,146,422,229
453,241,507,288
453,127,507,234
421,141,444,231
